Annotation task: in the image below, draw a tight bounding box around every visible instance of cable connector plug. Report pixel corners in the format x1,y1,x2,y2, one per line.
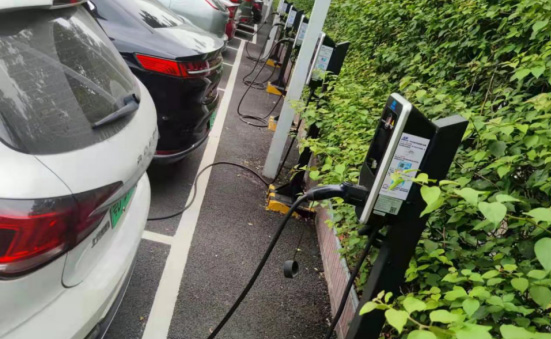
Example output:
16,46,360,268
304,182,370,207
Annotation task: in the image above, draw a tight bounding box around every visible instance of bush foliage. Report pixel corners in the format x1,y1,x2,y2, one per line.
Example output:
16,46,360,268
293,0,551,337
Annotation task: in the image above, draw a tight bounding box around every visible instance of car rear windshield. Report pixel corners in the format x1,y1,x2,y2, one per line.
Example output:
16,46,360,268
0,7,138,155
94,0,184,29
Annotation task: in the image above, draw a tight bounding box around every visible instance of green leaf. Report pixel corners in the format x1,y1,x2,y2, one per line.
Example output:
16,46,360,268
421,186,441,206
408,330,437,339
462,298,480,317
500,324,535,339
309,170,320,181
529,286,551,308
496,194,520,203
429,310,463,323
359,301,378,315
384,309,408,334
470,286,491,299
455,188,482,206
532,19,549,36
535,238,551,271
420,197,445,217
531,66,546,78
526,208,551,223
525,135,539,148
445,287,467,301
511,278,529,293
482,270,500,279
456,324,492,339
335,164,346,175
528,270,548,279
413,173,429,184
513,68,531,80
439,180,460,186
489,141,507,157
403,297,427,314
478,202,507,226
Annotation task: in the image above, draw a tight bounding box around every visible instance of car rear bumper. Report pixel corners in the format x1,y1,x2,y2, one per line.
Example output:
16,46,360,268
130,65,222,156
84,257,136,339
153,132,209,164
1,175,151,339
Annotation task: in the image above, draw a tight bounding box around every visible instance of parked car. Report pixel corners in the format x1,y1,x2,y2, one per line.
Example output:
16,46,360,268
220,0,240,40
88,0,224,163
156,0,230,41
0,2,157,339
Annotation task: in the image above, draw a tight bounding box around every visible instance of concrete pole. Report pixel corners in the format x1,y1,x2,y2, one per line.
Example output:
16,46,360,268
263,0,273,22
261,15,280,60
262,0,332,178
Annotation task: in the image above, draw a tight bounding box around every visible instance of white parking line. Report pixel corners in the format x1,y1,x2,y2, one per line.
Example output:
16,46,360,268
218,88,226,92
253,24,258,44
142,39,245,339
226,45,239,51
142,230,173,246
223,62,234,67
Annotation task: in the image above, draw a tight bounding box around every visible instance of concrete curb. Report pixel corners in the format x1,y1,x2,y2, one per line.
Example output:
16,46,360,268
315,204,359,339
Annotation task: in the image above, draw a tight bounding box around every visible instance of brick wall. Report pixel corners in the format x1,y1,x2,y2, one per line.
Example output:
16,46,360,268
315,206,359,339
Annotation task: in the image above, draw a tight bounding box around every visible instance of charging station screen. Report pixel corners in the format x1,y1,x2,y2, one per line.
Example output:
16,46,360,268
296,22,308,46
286,9,297,27
310,45,333,81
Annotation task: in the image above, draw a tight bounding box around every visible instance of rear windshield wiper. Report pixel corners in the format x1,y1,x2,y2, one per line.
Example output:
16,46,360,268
92,94,140,129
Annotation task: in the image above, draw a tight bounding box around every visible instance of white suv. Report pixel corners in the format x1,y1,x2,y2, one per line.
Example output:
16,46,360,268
0,1,157,338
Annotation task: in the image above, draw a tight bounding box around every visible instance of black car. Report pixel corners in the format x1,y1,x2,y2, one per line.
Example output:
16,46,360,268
87,0,224,163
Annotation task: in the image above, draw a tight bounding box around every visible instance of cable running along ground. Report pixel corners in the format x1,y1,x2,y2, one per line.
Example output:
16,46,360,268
146,162,269,221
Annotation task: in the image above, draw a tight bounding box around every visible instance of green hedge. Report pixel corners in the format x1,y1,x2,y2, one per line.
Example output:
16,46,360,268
295,0,551,337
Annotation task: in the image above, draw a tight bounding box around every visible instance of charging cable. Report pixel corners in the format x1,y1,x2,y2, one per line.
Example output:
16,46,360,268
323,224,382,339
207,183,371,338
147,162,270,221
237,38,293,128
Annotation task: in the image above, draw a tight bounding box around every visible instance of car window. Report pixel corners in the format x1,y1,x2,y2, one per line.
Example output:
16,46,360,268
95,0,184,29
0,7,138,155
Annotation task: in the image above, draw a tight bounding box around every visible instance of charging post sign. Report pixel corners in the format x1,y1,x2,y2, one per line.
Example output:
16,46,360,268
346,93,467,339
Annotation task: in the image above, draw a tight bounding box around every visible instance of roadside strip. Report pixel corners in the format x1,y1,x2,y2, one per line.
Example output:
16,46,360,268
141,39,245,339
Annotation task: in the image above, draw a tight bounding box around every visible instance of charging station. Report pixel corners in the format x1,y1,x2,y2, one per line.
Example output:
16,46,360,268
342,94,467,338
266,7,304,96
266,35,350,212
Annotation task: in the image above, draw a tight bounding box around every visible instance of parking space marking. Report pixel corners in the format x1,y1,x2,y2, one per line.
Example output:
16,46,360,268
226,45,239,51
142,39,245,339
142,230,173,246
253,24,258,44
223,62,234,67
218,88,225,92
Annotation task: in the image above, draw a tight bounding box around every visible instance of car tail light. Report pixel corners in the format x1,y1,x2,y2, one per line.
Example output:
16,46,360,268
136,55,181,77
227,6,238,19
0,183,121,277
136,54,222,78
229,0,240,3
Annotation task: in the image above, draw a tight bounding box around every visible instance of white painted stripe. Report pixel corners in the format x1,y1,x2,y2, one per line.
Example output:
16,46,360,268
226,45,239,51
253,24,258,44
142,230,173,246
218,88,226,92
223,62,234,67
142,39,245,339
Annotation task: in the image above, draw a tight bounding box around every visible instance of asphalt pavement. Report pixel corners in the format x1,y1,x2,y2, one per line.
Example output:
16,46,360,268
105,23,332,339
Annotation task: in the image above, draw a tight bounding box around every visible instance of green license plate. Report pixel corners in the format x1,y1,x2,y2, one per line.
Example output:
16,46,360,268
110,188,135,229
209,111,217,128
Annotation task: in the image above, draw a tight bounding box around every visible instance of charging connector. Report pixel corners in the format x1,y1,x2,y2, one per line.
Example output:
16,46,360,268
207,183,372,338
